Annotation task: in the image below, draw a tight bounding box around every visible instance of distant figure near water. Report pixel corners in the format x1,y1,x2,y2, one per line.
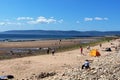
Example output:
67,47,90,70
47,47,50,54
51,48,55,55
10,50,14,55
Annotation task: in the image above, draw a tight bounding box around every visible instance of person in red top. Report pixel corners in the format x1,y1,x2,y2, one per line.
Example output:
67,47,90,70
80,46,83,54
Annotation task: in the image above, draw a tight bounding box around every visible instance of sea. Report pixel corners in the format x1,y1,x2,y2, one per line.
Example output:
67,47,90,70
0,34,98,53
0,34,82,41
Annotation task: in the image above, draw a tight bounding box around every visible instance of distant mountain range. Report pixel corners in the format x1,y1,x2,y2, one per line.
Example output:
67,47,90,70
1,30,120,37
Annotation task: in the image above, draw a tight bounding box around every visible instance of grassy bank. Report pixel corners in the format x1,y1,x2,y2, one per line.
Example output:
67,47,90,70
56,37,116,52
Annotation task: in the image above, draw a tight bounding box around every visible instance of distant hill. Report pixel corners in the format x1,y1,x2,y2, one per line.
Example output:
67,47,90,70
1,30,120,37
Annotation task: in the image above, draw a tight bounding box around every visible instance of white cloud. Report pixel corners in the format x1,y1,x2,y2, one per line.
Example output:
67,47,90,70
37,16,56,23
84,17,109,21
94,17,109,21
84,18,93,21
94,17,103,20
0,16,63,26
28,16,57,24
17,17,33,20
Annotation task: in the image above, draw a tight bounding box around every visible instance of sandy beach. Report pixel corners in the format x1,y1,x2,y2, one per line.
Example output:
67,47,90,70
0,38,119,79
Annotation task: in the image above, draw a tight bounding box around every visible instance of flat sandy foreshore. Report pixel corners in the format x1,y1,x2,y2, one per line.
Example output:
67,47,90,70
0,38,97,48
0,37,119,79
0,38,97,55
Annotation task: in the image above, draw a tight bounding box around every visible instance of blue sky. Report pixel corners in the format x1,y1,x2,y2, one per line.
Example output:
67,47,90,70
0,0,120,31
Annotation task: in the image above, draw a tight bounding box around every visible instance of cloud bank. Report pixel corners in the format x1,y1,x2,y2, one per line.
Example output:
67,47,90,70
17,17,33,20
28,16,57,24
84,17,108,21
0,16,63,26
84,18,93,21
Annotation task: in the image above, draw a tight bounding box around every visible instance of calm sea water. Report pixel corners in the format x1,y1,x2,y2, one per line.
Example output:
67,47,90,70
0,34,77,41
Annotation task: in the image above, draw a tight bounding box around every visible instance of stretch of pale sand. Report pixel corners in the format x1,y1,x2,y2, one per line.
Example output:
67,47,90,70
0,38,119,79
0,38,96,48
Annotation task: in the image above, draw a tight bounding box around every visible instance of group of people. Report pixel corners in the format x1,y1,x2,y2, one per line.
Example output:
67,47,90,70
80,43,102,55
47,48,55,55
80,45,91,55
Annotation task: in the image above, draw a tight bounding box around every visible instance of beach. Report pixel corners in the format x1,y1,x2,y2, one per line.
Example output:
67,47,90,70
0,38,98,56
0,37,119,79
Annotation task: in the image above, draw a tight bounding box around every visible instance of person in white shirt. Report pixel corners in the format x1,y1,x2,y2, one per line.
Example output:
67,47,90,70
82,60,90,69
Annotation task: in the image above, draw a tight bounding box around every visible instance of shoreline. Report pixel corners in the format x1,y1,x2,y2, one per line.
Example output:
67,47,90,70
0,36,102,42
0,37,115,60
0,37,100,48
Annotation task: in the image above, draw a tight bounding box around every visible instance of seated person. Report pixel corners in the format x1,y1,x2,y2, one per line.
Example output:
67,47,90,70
82,60,90,69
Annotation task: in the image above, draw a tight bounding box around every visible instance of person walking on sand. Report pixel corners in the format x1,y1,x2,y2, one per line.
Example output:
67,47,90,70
80,46,83,54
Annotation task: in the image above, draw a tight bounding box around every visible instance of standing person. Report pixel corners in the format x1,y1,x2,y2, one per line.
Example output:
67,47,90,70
59,39,61,44
80,46,83,54
47,47,50,54
51,48,55,56
82,60,90,69
99,44,102,48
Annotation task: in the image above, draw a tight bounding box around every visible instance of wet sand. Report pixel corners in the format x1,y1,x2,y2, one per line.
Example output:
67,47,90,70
0,38,97,48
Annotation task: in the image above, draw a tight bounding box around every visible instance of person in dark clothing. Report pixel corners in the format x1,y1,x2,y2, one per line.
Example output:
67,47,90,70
99,44,102,48
82,60,90,69
51,49,55,55
47,48,50,54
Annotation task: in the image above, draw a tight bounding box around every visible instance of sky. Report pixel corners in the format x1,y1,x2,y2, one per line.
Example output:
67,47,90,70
0,0,120,32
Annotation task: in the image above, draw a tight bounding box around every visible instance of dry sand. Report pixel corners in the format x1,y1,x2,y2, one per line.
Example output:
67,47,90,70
0,38,119,79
